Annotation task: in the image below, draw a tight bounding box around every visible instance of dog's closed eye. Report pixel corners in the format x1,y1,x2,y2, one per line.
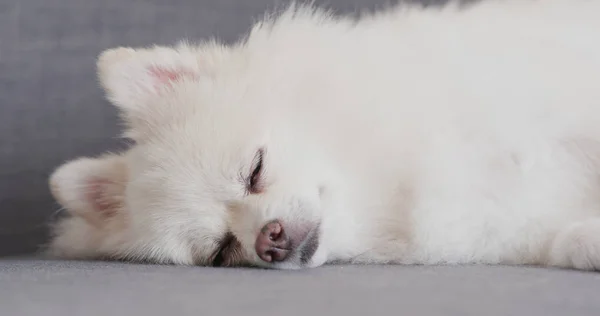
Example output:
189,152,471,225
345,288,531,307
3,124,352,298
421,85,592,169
247,148,265,194
211,233,242,267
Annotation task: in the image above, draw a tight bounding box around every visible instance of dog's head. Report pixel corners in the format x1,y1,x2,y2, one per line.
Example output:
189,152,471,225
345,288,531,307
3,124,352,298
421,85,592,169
47,44,335,269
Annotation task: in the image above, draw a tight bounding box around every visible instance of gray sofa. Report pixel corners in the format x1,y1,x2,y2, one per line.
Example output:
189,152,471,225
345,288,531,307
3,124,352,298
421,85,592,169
2,0,599,315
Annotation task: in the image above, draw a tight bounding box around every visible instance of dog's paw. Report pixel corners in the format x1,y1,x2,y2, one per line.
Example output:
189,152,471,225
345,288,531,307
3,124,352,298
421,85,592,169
549,219,600,271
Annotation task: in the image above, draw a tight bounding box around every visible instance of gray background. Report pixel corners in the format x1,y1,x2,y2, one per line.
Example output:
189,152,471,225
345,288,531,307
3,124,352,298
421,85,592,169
0,0,446,256
2,258,600,316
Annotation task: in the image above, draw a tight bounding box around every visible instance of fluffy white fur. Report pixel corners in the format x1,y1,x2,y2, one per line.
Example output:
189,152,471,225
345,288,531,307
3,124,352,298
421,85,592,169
47,0,600,270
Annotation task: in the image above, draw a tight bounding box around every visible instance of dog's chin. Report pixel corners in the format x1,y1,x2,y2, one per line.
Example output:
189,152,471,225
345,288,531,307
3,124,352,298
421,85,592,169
268,247,326,270
304,245,328,268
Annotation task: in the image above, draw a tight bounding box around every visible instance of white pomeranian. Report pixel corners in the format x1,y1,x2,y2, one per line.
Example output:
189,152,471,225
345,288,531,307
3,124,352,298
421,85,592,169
47,0,600,270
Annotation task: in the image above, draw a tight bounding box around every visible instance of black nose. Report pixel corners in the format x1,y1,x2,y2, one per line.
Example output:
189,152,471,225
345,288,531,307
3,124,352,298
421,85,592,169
255,220,292,262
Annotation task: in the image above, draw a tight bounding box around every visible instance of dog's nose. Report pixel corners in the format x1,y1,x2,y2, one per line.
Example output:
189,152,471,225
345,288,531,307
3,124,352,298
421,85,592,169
255,220,292,263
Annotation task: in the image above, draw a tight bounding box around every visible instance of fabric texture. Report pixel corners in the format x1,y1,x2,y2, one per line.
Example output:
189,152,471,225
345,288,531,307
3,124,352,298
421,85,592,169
2,257,600,316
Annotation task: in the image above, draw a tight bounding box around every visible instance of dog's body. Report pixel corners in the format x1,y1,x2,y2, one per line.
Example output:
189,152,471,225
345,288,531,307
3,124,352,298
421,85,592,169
48,0,600,270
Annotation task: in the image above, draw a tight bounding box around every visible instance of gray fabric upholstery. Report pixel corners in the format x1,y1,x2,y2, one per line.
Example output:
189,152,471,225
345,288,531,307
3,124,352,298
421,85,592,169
2,257,600,316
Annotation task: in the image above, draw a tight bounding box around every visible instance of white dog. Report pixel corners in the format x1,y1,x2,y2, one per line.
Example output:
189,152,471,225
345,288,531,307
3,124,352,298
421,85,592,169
47,0,600,270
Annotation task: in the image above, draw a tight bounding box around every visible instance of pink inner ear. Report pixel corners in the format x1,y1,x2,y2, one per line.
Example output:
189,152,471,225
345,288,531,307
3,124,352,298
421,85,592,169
148,66,197,89
84,178,118,216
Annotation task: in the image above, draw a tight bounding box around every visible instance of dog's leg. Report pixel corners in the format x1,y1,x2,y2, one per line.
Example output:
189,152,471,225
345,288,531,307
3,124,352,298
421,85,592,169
548,218,600,271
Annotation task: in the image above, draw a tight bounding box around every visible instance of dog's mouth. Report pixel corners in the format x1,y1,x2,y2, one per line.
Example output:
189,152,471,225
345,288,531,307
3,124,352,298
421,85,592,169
298,224,320,264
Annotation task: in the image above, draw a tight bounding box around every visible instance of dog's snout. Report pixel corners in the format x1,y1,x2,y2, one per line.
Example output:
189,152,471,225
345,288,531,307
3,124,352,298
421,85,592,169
255,220,292,263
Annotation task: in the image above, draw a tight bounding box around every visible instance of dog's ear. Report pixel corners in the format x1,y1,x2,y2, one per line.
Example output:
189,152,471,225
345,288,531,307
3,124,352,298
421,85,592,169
97,45,203,139
49,154,128,227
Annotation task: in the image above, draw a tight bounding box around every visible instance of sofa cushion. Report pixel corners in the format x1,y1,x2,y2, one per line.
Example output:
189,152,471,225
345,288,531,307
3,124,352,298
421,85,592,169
1,258,600,316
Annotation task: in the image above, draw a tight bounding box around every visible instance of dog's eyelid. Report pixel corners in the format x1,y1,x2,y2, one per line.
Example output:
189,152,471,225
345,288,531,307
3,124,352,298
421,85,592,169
250,148,264,171
246,147,265,194
211,232,236,267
